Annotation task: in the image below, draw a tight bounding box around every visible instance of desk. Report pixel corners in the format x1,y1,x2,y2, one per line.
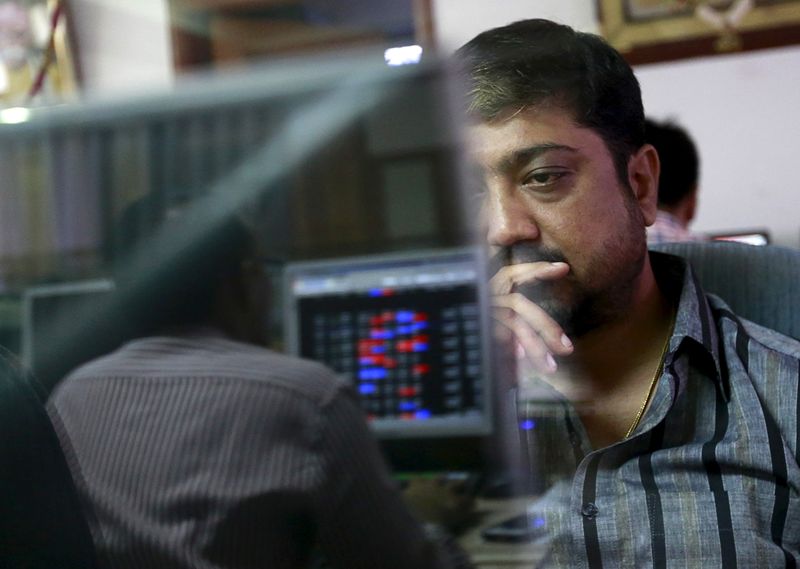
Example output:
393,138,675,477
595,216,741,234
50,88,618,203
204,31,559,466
457,497,548,568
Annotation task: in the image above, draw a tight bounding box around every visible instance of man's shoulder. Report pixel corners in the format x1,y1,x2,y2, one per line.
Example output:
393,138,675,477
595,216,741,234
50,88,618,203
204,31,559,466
704,294,800,360
705,294,800,359
738,317,800,361
61,333,347,406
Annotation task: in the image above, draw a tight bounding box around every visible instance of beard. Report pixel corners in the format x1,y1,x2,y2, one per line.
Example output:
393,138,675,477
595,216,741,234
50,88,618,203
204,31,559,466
490,244,595,336
490,194,648,338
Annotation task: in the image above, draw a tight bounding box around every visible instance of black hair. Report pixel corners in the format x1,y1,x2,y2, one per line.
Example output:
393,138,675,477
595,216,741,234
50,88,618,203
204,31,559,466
112,195,256,336
644,118,699,206
35,195,257,391
456,19,645,183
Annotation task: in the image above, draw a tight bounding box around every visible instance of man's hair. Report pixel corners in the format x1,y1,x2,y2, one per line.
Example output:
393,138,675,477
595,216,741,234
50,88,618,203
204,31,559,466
113,195,256,336
644,118,699,207
36,197,257,389
455,19,645,183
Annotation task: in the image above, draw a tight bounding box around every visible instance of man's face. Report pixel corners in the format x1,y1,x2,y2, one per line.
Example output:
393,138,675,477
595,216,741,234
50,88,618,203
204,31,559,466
469,104,652,337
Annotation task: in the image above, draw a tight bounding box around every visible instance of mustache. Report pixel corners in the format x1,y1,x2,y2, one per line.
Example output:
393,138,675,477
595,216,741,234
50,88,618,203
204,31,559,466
489,245,568,274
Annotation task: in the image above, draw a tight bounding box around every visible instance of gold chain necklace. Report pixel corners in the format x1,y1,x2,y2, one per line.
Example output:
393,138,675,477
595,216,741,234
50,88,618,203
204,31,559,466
623,313,675,439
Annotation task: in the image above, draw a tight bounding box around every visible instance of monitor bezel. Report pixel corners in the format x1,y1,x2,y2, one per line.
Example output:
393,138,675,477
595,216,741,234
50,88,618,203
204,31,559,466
709,229,770,246
21,279,115,370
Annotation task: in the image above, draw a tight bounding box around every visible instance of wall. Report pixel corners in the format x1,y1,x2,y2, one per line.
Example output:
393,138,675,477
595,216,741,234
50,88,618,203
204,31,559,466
432,0,800,248
636,46,800,247
69,0,173,96
432,0,598,50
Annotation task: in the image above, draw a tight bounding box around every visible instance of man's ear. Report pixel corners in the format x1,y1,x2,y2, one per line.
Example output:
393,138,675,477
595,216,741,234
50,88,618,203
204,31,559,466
628,143,660,227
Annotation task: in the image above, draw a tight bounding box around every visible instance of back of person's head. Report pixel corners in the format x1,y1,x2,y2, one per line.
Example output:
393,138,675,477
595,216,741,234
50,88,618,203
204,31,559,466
455,18,645,183
644,118,700,207
113,194,257,338
38,196,260,390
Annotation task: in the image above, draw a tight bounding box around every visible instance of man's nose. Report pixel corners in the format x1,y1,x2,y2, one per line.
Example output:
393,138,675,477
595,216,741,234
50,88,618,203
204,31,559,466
485,191,540,247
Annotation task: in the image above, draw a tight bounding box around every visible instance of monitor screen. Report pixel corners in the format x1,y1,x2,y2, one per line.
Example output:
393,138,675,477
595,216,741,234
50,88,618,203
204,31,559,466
21,279,115,374
283,248,492,439
710,230,770,246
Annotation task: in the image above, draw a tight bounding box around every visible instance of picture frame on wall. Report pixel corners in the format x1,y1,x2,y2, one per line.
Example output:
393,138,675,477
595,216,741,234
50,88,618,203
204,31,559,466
0,0,79,109
597,0,800,65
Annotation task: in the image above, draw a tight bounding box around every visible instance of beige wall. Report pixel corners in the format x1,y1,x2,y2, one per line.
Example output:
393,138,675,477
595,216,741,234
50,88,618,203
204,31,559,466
69,0,173,96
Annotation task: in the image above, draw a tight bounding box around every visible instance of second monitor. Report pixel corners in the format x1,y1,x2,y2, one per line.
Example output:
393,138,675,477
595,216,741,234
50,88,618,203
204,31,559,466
283,248,492,439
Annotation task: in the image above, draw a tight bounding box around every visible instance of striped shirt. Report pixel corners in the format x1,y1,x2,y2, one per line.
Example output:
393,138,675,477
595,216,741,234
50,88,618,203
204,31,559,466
647,210,708,244
511,252,800,567
47,332,456,569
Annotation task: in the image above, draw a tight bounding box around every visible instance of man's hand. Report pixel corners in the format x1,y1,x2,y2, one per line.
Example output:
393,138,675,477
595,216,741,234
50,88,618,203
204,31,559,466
490,261,573,375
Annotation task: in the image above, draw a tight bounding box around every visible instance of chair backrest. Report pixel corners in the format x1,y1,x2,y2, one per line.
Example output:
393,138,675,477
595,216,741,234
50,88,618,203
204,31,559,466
649,241,800,340
0,348,98,569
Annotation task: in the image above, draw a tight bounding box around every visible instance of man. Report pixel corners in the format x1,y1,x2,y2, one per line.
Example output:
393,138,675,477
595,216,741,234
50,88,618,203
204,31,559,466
457,19,800,567
46,202,464,569
645,118,708,243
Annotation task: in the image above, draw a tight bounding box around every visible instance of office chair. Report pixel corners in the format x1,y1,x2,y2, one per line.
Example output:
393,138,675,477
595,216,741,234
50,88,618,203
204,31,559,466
0,348,98,569
649,241,800,340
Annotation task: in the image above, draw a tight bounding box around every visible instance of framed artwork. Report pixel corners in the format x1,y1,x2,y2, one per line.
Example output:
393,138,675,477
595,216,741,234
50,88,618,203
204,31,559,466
0,0,78,108
597,0,800,64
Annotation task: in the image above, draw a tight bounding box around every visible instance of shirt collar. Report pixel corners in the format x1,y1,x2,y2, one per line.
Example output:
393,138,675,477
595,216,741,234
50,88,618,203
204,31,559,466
650,251,728,400
655,210,686,229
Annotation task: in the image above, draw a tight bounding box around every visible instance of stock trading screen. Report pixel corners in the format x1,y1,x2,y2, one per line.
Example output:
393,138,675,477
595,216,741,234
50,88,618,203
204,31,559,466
285,250,489,436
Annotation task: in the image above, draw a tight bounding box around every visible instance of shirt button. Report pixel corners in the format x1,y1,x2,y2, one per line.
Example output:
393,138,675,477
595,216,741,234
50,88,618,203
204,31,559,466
581,502,599,519
569,434,581,447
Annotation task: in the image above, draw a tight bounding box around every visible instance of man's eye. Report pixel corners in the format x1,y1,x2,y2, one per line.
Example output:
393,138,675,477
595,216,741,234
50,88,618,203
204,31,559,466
522,169,567,186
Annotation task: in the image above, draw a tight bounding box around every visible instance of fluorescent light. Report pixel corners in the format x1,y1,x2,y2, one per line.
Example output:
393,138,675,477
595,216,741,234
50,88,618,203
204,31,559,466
0,107,32,124
384,45,423,66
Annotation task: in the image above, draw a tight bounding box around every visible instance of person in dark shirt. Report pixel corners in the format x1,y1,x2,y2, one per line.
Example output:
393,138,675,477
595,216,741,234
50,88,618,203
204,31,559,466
47,200,467,569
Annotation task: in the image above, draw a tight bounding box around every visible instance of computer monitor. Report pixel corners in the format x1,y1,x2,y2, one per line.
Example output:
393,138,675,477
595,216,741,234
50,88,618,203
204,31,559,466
21,279,115,373
283,247,492,439
710,229,770,246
